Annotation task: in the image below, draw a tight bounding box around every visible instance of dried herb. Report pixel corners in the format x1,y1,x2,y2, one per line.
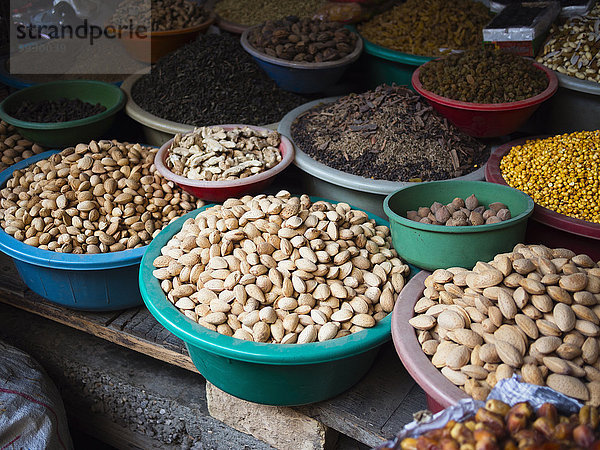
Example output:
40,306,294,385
132,34,307,126
291,85,486,182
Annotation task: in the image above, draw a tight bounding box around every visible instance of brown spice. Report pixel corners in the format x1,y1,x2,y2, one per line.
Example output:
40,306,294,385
290,85,487,182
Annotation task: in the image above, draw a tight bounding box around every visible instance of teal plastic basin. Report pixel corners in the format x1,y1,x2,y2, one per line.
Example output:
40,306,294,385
140,201,418,406
384,180,534,271
0,80,125,147
353,27,433,88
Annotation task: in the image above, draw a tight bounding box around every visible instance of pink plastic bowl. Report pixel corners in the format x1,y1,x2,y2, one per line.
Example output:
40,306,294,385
391,271,469,413
411,62,558,138
155,124,295,202
485,137,600,260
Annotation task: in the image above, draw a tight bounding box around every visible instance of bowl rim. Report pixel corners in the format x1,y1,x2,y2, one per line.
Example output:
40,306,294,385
108,11,216,38
0,151,146,269
278,97,488,195
391,270,469,407
154,125,295,189
554,69,600,95
0,79,126,130
383,180,535,234
485,136,600,239
215,13,249,34
349,25,433,65
411,61,559,111
240,26,363,70
140,199,416,365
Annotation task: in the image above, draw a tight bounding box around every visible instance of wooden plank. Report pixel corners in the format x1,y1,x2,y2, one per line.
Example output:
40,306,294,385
0,291,198,373
297,343,418,447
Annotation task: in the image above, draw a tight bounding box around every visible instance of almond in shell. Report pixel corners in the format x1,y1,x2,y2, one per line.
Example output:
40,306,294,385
437,310,465,330
515,314,539,339
521,363,544,385
495,340,523,368
497,289,518,320
583,337,599,365
494,324,526,356
479,343,500,363
560,273,588,292
441,366,468,386
445,345,471,370
461,364,488,380
533,336,562,354
450,328,483,348
572,304,599,325
553,303,576,332
543,356,571,375
546,374,589,401
409,314,436,330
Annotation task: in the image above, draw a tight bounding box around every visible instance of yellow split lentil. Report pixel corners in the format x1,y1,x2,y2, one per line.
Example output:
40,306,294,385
500,131,600,223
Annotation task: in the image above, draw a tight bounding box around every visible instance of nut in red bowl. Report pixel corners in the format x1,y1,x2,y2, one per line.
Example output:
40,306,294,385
411,62,558,138
155,124,295,202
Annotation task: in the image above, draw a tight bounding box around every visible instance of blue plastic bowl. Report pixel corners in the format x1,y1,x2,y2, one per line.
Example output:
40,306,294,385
140,200,419,405
240,27,363,94
0,151,145,311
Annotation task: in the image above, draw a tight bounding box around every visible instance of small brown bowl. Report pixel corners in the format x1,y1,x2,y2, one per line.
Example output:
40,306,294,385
115,12,216,63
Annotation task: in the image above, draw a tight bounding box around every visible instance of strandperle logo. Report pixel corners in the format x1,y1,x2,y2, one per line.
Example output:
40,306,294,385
14,19,149,45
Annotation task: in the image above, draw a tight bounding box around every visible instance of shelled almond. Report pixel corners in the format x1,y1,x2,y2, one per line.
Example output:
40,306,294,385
409,243,600,404
154,191,409,343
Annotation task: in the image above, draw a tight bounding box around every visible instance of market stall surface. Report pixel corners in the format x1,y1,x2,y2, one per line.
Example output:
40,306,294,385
0,251,427,448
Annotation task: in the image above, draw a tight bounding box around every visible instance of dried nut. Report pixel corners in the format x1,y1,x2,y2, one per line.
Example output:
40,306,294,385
495,340,523,368
155,193,405,344
441,366,468,385
409,314,436,330
437,310,465,330
546,374,589,401
446,345,471,370
534,336,562,354
466,270,503,289
560,273,588,292
543,356,571,375
521,363,544,385
554,302,576,332
0,140,204,254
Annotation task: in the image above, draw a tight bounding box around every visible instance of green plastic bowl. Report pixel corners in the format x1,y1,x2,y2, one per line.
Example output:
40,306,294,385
0,80,125,147
352,26,433,88
383,180,534,271
140,200,417,406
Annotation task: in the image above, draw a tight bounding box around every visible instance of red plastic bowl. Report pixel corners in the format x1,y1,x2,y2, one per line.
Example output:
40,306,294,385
391,271,469,413
485,137,600,260
411,62,558,138
155,125,294,202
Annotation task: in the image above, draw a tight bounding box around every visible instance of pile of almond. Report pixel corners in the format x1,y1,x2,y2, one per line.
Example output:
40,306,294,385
409,243,600,404
153,191,409,344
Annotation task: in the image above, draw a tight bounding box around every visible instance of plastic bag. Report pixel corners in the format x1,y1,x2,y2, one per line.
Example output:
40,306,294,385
0,340,73,449
374,375,584,450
